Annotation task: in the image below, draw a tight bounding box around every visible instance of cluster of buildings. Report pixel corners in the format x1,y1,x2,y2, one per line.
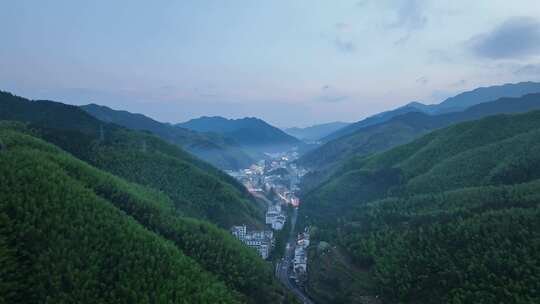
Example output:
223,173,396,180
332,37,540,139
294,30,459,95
228,150,309,260
226,151,306,201
293,229,311,285
265,204,286,230
226,161,265,193
231,225,274,259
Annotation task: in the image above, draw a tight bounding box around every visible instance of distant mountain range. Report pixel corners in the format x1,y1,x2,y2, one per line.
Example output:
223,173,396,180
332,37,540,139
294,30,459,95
298,92,540,190
322,102,426,142
177,116,302,155
323,81,540,142
81,104,254,170
285,122,350,142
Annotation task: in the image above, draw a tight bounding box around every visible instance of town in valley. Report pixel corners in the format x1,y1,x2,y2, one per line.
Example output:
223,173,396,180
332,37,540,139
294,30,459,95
228,149,313,296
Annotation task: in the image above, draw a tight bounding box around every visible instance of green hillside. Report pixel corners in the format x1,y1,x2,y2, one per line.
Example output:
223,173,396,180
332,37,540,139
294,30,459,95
0,91,263,228
81,104,254,170
0,126,242,303
300,110,540,303
0,123,290,303
298,93,540,192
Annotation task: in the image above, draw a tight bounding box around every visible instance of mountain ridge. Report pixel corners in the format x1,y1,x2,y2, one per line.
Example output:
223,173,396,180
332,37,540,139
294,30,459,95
81,103,254,170
178,115,302,155
298,93,540,182
285,121,350,142
322,81,540,142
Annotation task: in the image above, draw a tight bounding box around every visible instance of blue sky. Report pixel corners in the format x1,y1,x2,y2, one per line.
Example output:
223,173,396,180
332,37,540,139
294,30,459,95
1,0,540,127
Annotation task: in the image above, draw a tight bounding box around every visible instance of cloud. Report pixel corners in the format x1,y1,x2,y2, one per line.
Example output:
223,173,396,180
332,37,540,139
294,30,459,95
356,0,369,7
427,49,455,64
415,76,428,85
334,38,356,53
389,0,428,31
328,22,356,53
514,63,540,76
451,79,467,87
468,17,540,60
384,0,428,45
394,34,412,45
335,22,352,32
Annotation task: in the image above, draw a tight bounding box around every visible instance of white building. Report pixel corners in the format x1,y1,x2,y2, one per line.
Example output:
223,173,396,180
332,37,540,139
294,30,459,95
230,225,274,259
231,225,247,239
265,205,281,224
294,247,307,273
297,232,310,248
293,229,310,284
266,205,286,230
271,214,286,230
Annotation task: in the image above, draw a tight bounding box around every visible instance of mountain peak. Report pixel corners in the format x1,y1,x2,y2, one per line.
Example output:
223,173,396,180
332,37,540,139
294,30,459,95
177,115,300,152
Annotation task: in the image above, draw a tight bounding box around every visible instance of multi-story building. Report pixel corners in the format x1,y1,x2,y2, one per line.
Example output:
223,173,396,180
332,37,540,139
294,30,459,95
266,205,286,230
297,232,310,248
231,225,247,239
293,228,311,285
230,225,274,259
272,214,286,230
265,205,281,224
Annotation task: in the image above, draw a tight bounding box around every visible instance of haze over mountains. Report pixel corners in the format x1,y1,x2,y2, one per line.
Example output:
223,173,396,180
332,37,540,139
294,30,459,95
81,104,255,170
178,116,302,156
284,122,350,142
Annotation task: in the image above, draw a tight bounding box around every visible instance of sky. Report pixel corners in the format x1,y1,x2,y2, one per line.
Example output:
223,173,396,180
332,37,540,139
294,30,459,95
1,1,540,128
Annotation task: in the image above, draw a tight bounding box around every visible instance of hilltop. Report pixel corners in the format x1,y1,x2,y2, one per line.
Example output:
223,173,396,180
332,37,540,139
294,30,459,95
178,116,302,155
81,104,254,170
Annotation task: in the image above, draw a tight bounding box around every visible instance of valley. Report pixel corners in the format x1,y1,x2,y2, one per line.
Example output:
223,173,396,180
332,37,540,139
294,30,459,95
225,149,315,303
3,84,540,303
3,3,540,302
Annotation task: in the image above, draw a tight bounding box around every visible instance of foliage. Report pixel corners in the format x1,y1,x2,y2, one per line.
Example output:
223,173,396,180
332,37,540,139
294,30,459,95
298,93,540,188
300,110,540,303
0,129,240,303
0,92,288,302
0,90,263,228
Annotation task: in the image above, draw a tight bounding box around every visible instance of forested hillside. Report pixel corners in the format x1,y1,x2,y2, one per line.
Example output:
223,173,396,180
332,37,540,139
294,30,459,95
0,125,286,303
300,110,540,303
0,91,263,228
82,104,254,170
298,93,540,191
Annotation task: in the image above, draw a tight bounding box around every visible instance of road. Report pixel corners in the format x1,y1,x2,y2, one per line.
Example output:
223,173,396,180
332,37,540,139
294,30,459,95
276,207,315,304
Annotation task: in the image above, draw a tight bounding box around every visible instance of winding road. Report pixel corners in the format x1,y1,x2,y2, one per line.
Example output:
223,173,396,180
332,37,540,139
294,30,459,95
276,207,314,304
